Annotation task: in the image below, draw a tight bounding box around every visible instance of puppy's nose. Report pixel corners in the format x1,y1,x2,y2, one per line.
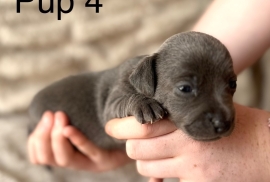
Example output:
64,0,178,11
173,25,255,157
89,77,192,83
212,119,227,133
207,113,229,134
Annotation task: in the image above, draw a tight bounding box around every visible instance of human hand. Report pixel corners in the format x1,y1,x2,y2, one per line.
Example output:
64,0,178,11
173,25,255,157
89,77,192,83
106,104,270,182
28,111,132,172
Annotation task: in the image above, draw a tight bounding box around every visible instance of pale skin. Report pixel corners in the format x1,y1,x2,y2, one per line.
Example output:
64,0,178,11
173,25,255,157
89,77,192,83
28,111,132,172
107,105,270,182
28,0,270,181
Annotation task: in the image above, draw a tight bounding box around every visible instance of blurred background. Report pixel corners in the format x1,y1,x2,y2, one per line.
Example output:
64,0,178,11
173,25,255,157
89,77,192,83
0,0,269,182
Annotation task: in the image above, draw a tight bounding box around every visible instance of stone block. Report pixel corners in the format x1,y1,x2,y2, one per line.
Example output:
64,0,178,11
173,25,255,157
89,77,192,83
0,22,69,48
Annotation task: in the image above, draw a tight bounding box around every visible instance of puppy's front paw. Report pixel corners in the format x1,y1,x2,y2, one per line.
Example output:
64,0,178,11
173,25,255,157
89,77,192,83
132,98,166,124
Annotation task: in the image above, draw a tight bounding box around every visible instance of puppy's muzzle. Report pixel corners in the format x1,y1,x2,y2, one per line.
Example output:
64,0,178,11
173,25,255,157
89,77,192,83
183,112,234,141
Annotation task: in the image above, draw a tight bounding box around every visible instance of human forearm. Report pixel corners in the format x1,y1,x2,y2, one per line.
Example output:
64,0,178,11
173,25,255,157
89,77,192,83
193,0,270,74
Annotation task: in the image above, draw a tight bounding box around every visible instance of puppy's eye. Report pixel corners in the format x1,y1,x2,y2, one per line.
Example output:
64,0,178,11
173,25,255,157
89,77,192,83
229,80,237,89
179,85,192,93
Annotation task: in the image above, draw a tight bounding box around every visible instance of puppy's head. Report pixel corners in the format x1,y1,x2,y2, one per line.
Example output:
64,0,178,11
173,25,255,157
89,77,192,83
131,31,237,141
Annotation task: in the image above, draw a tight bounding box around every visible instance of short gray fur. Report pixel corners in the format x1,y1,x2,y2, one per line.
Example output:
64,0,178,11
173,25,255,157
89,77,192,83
29,31,237,150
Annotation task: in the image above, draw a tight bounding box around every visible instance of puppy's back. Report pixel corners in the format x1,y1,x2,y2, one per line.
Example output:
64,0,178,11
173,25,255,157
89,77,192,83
29,72,122,149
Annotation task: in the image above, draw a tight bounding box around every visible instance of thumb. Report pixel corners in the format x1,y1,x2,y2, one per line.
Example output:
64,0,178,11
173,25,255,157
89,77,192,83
105,116,177,139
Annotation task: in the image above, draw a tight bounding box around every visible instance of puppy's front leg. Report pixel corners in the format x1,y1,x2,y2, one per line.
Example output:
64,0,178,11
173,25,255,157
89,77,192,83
104,54,166,124
104,93,166,124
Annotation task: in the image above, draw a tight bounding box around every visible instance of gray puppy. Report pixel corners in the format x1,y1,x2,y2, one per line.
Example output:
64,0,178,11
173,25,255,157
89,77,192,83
29,31,237,150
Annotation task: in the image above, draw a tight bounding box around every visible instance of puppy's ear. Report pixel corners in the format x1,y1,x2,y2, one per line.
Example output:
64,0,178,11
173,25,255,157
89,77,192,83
129,54,158,97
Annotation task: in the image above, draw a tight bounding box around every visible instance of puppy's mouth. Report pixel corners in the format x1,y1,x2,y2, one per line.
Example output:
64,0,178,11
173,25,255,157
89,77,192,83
182,119,235,141
191,136,221,142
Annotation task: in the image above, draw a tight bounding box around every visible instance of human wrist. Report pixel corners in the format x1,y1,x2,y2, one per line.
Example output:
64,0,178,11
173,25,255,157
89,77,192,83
234,104,270,180
248,108,270,179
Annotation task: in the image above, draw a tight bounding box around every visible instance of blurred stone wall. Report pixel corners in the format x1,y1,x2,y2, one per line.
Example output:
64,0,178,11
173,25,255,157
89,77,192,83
0,0,212,114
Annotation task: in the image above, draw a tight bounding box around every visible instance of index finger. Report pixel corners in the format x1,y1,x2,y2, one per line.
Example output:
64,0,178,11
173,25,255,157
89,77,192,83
28,111,55,165
105,116,177,139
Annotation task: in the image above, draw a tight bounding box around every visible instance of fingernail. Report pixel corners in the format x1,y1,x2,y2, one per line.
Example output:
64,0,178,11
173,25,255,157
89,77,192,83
55,113,62,127
105,123,112,135
42,114,52,128
40,115,52,132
